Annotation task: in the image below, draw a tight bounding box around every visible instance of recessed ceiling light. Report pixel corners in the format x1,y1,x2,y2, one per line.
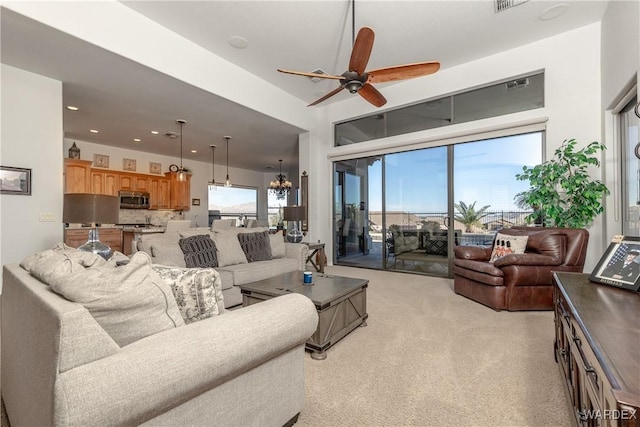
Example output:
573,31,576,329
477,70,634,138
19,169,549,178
66,105,79,111
539,3,568,21
191,150,197,153
90,129,99,133
150,130,159,135
228,35,248,49
133,138,141,142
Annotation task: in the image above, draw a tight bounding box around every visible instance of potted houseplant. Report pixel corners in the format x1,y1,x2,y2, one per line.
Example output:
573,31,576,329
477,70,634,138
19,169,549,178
514,138,609,229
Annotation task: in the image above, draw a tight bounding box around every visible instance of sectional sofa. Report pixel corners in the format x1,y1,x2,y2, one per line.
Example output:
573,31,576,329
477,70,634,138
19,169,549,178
133,226,310,308
1,246,318,426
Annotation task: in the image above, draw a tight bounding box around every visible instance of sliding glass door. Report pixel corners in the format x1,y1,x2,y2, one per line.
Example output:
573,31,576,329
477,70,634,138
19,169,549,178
333,132,542,277
384,146,450,276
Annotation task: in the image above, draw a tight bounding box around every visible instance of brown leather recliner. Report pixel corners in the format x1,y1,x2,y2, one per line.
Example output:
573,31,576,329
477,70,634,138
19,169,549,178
453,227,589,311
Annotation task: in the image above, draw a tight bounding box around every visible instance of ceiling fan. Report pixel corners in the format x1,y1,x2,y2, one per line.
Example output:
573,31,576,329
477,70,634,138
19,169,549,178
277,14,440,107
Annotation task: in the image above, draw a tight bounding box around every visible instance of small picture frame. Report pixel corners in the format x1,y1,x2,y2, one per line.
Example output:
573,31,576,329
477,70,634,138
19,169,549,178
192,198,200,206
94,154,109,168
150,162,162,174
123,158,137,172
590,235,640,292
0,166,31,195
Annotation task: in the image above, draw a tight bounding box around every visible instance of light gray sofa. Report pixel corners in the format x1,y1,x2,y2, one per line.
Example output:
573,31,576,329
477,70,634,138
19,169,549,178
134,227,310,308
2,262,318,426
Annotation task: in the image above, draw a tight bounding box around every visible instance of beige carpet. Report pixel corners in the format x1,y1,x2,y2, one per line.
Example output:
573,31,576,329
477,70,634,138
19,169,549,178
296,266,573,427
0,266,572,427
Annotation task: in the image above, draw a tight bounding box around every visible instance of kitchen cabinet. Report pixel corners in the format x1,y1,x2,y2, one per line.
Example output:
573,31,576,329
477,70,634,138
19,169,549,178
119,174,134,191
91,170,119,196
149,176,171,209
134,176,149,192
63,161,188,211
64,159,92,193
165,171,191,211
64,227,123,253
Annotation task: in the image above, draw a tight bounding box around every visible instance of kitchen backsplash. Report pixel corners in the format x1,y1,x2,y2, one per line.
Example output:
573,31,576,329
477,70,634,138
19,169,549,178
119,209,181,226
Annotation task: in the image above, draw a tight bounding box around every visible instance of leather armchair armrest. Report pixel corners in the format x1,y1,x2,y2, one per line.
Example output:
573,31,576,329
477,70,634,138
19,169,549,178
493,253,561,267
454,245,492,261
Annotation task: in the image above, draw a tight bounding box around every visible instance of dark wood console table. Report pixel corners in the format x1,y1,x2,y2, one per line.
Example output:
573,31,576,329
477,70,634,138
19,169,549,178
553,272,639,426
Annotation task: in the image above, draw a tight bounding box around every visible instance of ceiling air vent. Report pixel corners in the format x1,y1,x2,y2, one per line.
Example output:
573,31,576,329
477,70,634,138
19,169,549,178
309,69,328,83
495,0,529,13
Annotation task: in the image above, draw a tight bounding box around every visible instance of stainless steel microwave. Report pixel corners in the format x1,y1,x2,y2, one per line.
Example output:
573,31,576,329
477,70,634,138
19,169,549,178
119,191,150,209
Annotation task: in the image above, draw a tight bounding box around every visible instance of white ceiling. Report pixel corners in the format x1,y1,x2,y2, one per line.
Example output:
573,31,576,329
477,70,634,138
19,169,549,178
0,0,609,172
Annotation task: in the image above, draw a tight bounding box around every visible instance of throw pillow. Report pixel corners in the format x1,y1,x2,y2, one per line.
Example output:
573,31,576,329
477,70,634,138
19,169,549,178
489,233,529,263
212,232,248,267
44,251,185,347
152,265,225,324
237,230,273,262
269,231,286,258
179,234,218,268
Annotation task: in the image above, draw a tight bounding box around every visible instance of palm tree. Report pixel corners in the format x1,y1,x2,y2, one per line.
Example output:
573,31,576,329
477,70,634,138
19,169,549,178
454,201,491,232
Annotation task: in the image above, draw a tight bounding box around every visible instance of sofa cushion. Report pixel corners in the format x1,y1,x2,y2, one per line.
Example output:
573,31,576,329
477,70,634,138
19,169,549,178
179,234,218,268
38,251,185,346
212,232,248,267
237,230,273,262
152,265,225,324
218,257,300,286
216,269,234,291
489,233,528,263
269,231,286,258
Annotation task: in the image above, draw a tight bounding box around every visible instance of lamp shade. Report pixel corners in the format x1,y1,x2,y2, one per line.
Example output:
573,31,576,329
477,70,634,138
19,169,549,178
283,206,305,222
63,193,119,225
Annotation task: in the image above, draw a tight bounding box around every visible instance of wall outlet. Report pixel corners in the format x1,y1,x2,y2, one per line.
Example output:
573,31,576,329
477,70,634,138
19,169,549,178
39,212,56,222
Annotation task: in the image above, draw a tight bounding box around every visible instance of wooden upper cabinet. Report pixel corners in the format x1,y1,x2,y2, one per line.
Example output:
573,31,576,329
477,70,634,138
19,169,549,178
149,176,170,210
64,161,188,211
165,172,191,211
134,176,149,192
64,159,92,193
91,170,119,196
119,174,134,191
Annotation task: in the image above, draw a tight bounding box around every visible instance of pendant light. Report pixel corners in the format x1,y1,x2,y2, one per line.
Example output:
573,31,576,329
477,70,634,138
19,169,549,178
176,119,187,182
224,136,232,187
208,144,217,189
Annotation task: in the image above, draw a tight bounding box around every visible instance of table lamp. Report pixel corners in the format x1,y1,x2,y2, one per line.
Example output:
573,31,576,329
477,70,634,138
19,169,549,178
63,193,120,259
283,205,305,243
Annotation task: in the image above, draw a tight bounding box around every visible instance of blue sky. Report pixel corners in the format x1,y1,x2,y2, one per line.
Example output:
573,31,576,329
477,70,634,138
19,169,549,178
364,133,542,212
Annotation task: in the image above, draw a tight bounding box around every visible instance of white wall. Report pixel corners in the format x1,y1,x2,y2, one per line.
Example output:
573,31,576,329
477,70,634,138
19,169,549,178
600,0,640,241
308,23,606,270
1,65,64,289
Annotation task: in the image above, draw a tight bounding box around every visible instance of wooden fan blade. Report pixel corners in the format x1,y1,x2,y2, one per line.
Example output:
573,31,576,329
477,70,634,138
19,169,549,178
308,86,345,107
359,83,387,107
367,61,440,84
277,69,343,80
349,27,375,75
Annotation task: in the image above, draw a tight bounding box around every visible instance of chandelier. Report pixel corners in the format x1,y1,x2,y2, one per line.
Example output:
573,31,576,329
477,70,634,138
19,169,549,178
269,159,292,200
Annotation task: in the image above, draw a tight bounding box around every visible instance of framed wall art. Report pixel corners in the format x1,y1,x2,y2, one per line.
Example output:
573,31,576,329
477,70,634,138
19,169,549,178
123,158,137,172
300,171,308,232
94,154,109,168
0,166,32,195
150,162,162,174
590,235,640,292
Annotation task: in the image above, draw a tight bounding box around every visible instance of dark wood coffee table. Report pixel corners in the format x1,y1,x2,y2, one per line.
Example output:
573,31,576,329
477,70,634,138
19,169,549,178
240,271,368,360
